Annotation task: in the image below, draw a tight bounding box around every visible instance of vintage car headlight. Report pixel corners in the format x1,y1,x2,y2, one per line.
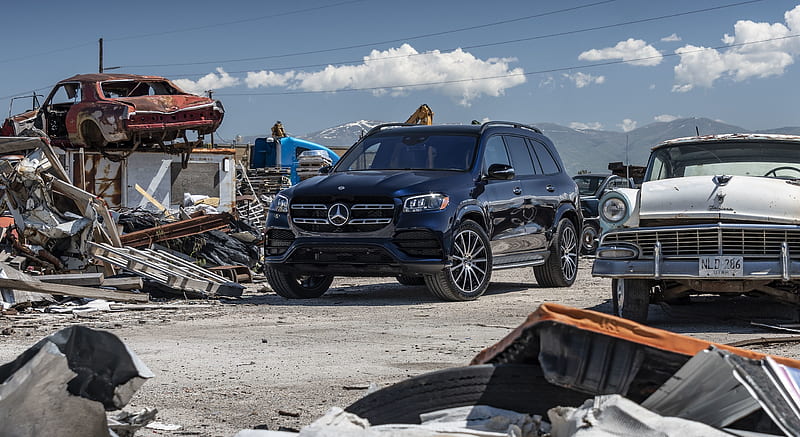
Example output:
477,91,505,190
600,196,627,222
403,193,449,213
271,194,289,213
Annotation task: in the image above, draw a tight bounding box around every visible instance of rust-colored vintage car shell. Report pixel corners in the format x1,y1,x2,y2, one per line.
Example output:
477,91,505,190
1,73,224,150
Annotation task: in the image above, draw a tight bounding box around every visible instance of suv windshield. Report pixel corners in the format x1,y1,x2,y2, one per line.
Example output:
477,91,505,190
647,141,800,181
336,133,478,172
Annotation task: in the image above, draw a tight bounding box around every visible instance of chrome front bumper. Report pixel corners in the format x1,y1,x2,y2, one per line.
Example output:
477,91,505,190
592,241,797,280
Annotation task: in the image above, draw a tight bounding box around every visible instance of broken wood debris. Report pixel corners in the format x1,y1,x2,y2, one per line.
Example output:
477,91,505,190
0,277,148,303
119,213,232,248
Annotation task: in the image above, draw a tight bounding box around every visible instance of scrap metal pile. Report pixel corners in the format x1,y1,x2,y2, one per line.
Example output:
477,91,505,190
0,136,253,313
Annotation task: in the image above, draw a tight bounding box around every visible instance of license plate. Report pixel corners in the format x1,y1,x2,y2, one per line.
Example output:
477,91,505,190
699,256,743,277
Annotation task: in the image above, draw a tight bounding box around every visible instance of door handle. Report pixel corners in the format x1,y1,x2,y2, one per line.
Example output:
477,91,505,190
546,185,555,192
513,187,522,195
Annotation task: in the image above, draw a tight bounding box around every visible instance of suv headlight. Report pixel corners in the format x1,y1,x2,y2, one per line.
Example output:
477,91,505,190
271,194,289,213
600,196,627,222
403,193,449,213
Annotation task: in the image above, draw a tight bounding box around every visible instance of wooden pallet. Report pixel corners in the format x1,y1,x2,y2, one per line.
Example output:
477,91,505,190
88,242,244,298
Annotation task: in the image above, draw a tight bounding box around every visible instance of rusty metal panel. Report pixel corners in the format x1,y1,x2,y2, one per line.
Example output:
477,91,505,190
71,153,123,208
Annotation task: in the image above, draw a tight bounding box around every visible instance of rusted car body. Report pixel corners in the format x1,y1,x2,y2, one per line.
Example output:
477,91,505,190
1,73,224,151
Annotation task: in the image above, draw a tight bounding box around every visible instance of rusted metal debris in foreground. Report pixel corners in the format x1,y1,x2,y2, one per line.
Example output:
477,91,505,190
0,135,256,313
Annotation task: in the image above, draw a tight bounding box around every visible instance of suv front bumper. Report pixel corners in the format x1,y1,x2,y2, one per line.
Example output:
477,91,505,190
265,235,448,277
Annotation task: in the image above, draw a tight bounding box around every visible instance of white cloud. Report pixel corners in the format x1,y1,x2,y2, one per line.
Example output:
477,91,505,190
654,114,679,122
175,44,525,105
618,119,637,132
578,38,663,66
290,44,526,105
173,68,239,96
673,5,800,92
563,72,605,88
570,121,603,130
661,33,682,42
245,70,296,88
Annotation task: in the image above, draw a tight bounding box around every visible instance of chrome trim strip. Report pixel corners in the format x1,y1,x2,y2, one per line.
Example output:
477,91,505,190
654,241,662,279
782,242,790,281
293,218,328,224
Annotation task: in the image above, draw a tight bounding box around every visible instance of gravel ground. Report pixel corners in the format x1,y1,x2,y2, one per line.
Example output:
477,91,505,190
2,258,800,436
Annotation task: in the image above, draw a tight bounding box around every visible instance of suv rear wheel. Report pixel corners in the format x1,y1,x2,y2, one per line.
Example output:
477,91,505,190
533,218,578,287
264,266,333,299
425,220,492,301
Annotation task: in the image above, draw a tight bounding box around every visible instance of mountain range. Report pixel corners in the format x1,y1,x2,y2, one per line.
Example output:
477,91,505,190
245,117,800,175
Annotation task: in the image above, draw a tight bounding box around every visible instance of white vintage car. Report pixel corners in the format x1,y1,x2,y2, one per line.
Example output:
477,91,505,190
592,134,800,322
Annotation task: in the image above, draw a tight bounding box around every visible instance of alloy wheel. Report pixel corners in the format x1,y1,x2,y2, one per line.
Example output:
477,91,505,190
560,224,578,281
450,229,488,293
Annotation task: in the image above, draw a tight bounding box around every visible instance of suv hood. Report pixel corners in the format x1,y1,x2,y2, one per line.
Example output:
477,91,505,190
289,170,473,198
639,175,800,224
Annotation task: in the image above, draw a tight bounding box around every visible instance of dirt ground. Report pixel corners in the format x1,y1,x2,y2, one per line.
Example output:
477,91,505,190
3,258,800,436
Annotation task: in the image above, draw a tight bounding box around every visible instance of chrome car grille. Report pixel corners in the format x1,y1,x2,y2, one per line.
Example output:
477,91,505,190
602,224,800,258
290,200,395,233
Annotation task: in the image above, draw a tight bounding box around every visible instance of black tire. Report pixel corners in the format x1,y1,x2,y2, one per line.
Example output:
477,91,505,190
580,222,600,255
264,265,333,299
396,274,426,286
611,278,652,323
534,218,579,287
345,364,589,425
80,121,107,148
424,220,492,301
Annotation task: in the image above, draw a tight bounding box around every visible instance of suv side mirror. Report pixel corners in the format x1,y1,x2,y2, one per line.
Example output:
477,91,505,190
487,163,515,180
318,165,332,175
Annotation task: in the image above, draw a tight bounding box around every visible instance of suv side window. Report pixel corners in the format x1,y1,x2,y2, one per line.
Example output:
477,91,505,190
504,135,536,176
528,139,561,175
483,135,511,172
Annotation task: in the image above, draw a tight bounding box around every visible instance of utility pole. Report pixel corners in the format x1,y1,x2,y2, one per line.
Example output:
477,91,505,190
625,135,630,181
98,38,103,73
206,90,214,147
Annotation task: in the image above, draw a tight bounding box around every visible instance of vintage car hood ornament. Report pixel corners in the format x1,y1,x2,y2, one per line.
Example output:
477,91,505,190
639,175,800,224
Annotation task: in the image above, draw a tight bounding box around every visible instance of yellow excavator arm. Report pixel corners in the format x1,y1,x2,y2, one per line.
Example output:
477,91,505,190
405,104,434,125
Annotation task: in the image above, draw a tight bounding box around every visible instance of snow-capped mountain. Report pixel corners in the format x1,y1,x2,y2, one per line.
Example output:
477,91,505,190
243,117,800,175
303,120,384,147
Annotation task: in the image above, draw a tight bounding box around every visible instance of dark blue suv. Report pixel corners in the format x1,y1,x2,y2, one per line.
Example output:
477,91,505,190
263,121,581,301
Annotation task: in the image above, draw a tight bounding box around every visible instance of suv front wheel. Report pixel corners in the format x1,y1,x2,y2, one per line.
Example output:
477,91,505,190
264,266,334,299
533,218,578,287
425,220,492,301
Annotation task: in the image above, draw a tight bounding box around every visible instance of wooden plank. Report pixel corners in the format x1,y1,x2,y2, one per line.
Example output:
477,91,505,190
101,276,144,291
0,278,148,303
38,273,104,287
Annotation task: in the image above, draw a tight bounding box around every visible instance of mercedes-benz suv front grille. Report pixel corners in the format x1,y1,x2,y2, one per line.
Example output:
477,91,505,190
290,200,395,233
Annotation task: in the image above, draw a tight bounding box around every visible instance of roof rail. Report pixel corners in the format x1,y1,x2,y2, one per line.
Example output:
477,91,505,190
362,122,416,137
480,121,542,135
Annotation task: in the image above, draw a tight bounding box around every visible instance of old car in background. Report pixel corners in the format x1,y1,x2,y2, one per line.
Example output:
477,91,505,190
572,173,633,254
593,134,800,323
1,73,224,154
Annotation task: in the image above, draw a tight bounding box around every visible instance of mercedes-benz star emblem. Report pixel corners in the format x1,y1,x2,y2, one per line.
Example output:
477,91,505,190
327,203,350,226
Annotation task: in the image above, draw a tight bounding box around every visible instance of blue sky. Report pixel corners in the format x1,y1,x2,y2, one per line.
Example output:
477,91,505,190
2,0,800,141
